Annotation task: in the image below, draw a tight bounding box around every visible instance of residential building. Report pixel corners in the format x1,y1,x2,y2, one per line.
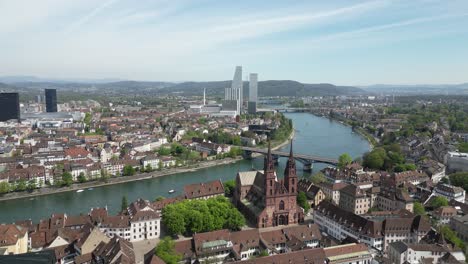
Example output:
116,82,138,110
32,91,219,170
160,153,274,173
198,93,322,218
0,224,28,255
339,184,371,215
432,207,456,227
434,183,465,203
450,214,468,241
317,182,348,205
388,241,465,264
184,180,225,200
92,236,136,264
314,201,431,253
141,155,160,170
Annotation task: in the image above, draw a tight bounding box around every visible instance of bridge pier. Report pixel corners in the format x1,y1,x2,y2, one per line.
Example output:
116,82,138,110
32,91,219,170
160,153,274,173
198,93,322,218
243,150,253,160
303,162,313,172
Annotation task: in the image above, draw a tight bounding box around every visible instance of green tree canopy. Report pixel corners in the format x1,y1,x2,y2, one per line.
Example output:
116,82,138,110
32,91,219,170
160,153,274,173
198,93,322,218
78,172,87,183
413,202,426,216
162,196,245,236
62,172,73,187
123,165,136,176
310,172,326,184
155,237,182,264
338,153,353,169
223,180,236,197
430,196,448,209
0,182,10,194
297,191,310,213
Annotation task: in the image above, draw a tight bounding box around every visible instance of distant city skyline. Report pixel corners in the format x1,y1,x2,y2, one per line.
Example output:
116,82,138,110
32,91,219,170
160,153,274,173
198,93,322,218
1,1,468,85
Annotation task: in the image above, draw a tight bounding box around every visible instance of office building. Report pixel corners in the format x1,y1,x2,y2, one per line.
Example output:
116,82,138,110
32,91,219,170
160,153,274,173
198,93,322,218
224,66,243,115
0,93,20,122
45,89,57,112
248,73,258,114
249,73,258,102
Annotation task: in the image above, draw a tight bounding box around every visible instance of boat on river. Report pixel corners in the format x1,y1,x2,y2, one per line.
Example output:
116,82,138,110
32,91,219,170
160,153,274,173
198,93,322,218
76,189,84,193
168,189,175,194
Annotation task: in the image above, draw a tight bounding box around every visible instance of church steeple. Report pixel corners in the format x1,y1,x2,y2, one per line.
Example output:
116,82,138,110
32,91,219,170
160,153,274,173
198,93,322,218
284,140,297,194
264,141,275,173
264,141,276,198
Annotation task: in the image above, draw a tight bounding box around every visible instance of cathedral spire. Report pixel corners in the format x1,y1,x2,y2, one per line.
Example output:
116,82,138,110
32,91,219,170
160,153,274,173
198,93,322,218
264,140,275,173
289,140,293,159
284,140,297,194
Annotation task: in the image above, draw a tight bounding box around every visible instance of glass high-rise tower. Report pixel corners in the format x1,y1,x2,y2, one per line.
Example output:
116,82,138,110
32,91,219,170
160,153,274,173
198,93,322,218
0,93,20,122
45,89,57,112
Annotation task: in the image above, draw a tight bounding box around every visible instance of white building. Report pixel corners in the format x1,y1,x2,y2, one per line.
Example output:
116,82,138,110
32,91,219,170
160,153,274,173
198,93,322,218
433,183,465,203
388,241,465,264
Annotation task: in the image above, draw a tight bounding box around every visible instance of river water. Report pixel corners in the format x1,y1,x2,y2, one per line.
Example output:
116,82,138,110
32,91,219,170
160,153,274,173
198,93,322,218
0,113,370,223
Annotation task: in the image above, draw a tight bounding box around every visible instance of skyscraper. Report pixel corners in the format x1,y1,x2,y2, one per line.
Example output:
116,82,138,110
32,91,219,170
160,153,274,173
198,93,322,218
0,93,20,122
249,73,258,102
45,89,57,112
232,66,243,115
248,73,258,114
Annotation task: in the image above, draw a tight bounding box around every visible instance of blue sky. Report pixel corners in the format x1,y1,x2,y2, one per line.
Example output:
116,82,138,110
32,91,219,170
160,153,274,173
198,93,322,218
1,0,468,85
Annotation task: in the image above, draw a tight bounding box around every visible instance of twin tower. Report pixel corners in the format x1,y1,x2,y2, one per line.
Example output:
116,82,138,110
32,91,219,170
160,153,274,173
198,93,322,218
224,66,258,115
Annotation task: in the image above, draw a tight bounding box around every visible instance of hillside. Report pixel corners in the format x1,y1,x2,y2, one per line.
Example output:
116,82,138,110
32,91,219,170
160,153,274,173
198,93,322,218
161,80,367,96
1,78,368,97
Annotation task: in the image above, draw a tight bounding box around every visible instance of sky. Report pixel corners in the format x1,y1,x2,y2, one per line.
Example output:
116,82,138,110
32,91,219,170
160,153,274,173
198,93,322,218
1,0,468,85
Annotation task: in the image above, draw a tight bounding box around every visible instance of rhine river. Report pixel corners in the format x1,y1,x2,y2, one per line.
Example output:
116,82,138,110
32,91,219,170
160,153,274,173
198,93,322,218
0,113,370,223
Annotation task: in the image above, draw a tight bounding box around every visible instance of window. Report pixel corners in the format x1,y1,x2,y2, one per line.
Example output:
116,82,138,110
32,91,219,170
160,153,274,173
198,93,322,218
279,200,285,210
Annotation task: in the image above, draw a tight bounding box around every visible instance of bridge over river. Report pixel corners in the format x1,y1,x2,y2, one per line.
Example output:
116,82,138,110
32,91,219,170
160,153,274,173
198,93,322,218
240,146,338,171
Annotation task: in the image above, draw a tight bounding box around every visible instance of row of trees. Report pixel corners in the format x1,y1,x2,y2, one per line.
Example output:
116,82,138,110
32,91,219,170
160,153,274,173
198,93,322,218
162,196,245,236
0,179,42,194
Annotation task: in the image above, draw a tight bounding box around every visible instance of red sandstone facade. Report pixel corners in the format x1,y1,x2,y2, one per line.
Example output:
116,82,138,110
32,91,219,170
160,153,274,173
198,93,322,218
235,142,303,228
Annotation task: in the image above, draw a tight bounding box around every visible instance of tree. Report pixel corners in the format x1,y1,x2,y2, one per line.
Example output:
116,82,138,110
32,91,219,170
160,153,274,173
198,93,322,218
62,172,73,187
162,196,245,236
338,153,353,169
100,169,110,182
27,180,36,192
430,196,448,209
16,179,27,191
413,202,426,216
121,195,128,212
297,191,310,213
158,147,172,156
223,180,236,197
440,225,466,250
459,142,468,153
155,237,182,264
0,182,10,194
449,172,468,192
145,164,153,173
310,172,326,184
224,208,246,231
78,172,87,183
123,165,136,176
363,150,385,170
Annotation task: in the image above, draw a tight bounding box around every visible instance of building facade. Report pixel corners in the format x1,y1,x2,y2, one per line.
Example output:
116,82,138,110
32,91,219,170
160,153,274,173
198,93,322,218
0,93,20,122
45,89,57,113
234,142,304,228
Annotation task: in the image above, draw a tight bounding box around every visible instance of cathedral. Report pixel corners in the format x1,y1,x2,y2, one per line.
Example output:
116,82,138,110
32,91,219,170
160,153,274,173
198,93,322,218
234,142,304,228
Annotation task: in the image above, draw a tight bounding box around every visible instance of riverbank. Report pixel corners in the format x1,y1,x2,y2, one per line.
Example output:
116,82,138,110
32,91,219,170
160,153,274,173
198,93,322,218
0,128,295,202
310,111,376,149
0,157,243,202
